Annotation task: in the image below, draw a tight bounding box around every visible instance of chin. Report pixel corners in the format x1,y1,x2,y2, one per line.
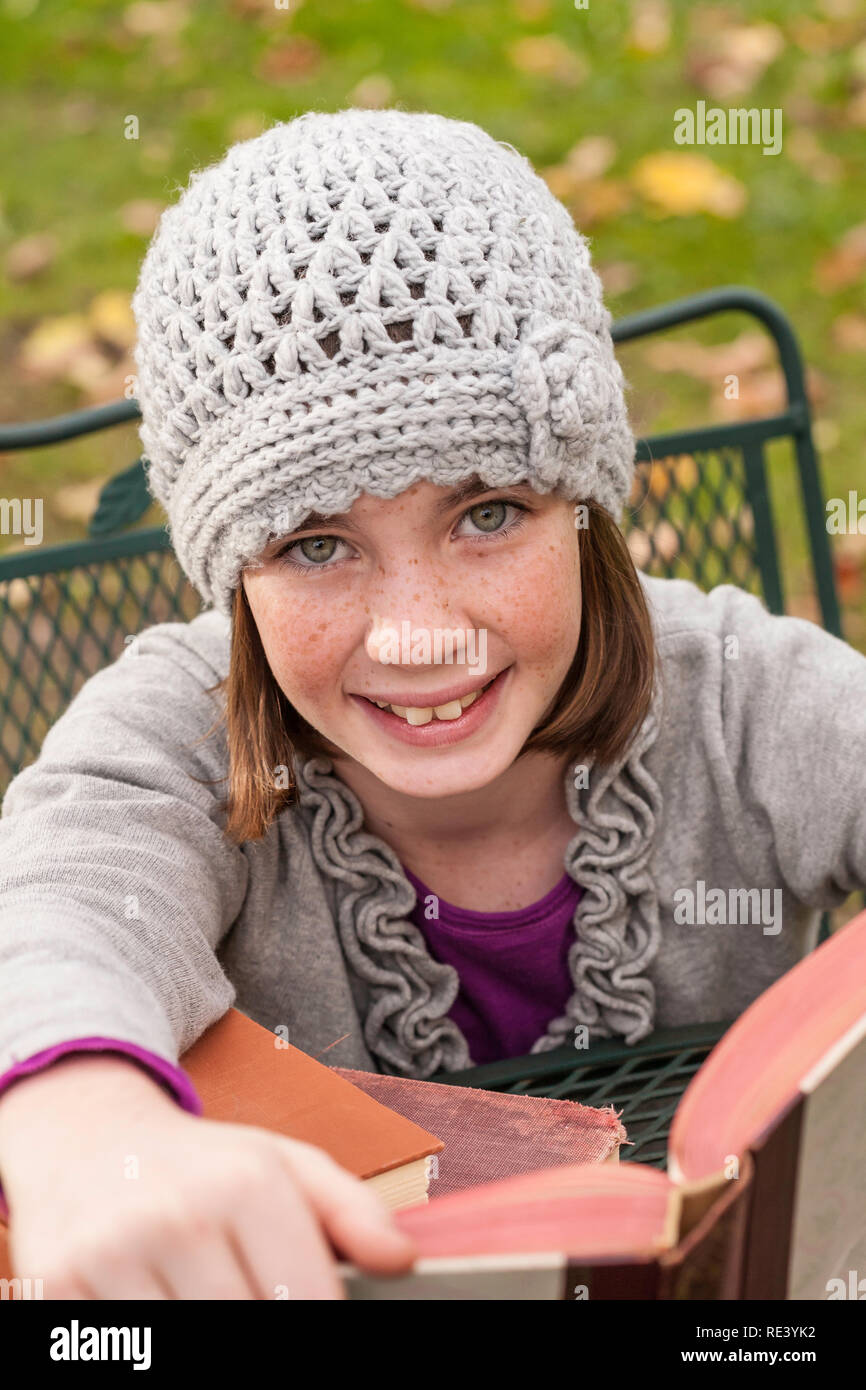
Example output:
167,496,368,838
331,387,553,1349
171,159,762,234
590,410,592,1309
359,738,524,799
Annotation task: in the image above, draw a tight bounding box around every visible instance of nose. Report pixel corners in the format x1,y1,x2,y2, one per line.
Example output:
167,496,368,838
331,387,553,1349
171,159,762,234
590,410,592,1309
363,551,466,661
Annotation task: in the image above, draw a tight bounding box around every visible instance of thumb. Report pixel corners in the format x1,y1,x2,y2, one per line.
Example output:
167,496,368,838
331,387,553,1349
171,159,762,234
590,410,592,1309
276,1138,418,1274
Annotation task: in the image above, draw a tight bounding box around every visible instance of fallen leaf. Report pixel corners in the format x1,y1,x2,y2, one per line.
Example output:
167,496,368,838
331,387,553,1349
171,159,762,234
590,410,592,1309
542,141,622,216
644,330,773,381
598,261,641,295
786,128,843,183
812,418,840,452
64,346,123,398
229,0,305,16
119,199,164,236
19,315,92,379
258,35,323,82
788,15,863,55
834,551,864,603
786,592,821,623
511,0,551,19
563,134,617,180
832,312,866,351
710,516,734,549
626,0,671,56
709,367,785,419
653,519,680,561
852,37,866,79
507,35,587,86
5,233,58,282
0,577,33,611
54,479,109,524
122,0,189,36
148,37,184,69
848,88,866,126
814,222,866,292
230,0,305,14
630,152,746,218
228,112,268,144
348,74,394,109
60,97,99,134
569,178,632,227
73,360,137,406
686,19,785,99
835,530,866,563
140,134,174,170
88,290,136,350
738,504,754,541
626,527,652,568
671,454,699,491
783,91,826,128
647,461,671,501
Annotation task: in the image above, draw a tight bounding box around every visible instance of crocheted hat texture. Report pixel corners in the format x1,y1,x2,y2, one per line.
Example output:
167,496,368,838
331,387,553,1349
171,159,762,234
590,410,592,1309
132,107,635,616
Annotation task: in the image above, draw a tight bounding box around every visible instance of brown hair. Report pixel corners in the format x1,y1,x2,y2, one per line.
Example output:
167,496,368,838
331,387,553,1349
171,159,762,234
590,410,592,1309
196,497,656,844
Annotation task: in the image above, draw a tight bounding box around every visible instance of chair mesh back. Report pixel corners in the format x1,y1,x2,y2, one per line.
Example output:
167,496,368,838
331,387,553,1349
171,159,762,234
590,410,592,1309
622,446,762,596
0,549,203,792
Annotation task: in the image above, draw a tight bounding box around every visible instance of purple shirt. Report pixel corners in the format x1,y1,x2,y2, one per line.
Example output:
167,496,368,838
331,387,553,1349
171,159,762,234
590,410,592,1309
404,865,582,1065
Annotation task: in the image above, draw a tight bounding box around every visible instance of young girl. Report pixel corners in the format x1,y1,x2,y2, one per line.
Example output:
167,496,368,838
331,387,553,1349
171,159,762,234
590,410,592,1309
1,108,865,1301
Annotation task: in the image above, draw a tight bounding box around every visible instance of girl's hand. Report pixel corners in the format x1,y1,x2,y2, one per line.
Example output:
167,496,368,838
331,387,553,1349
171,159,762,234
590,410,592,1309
0,1054,417,1299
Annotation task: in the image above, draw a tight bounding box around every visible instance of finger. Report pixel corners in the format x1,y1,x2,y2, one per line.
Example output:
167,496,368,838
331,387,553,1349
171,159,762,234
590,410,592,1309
226,1167,347,1301
41,1269,98,1300
69,1241,175,1300
147,1226,258,1300
14,1231,167,1301
277,1140,418,1275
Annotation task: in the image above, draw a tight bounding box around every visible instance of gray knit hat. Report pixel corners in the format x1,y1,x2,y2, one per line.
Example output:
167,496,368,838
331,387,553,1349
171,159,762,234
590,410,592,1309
132,107,634,617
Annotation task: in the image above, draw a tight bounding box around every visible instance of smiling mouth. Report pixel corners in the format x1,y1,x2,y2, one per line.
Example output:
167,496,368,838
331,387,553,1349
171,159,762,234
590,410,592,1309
361,678,497,726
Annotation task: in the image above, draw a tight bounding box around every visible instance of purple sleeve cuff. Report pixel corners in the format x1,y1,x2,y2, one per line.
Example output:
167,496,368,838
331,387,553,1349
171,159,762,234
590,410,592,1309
0,1037,203,1223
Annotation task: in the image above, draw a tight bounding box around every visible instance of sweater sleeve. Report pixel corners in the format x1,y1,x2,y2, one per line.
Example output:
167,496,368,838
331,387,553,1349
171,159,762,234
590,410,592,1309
707,583,866,910
0,613,248,1088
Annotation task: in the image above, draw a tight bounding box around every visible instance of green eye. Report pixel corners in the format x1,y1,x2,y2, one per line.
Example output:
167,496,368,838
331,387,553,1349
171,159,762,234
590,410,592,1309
298,537,338,563
467,501,508,533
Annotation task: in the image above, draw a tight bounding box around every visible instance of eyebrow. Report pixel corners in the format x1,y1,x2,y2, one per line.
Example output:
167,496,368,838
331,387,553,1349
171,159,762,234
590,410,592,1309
279,478,533,539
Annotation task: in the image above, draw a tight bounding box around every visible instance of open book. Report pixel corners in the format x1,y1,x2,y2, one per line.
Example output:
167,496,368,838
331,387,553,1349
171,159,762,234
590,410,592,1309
340,905,866,1300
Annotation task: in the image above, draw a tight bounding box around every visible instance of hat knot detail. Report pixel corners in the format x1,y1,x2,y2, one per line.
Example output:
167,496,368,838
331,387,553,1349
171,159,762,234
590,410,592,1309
510,314,627,488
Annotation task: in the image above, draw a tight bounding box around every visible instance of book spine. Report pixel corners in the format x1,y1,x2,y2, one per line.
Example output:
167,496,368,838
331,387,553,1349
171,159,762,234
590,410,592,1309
657,1160,753,1299
739,1095,804,1299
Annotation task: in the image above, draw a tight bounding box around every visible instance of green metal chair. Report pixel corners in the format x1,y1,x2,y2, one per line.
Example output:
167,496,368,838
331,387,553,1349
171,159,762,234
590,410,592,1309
0,286,847,1169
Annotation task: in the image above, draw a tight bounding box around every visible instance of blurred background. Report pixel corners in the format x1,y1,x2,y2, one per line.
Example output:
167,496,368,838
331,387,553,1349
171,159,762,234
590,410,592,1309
0,0,864,655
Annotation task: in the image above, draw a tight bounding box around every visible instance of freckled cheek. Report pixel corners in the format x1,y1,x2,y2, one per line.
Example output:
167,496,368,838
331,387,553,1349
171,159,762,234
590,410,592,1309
254,594,356,705
492,556,580,667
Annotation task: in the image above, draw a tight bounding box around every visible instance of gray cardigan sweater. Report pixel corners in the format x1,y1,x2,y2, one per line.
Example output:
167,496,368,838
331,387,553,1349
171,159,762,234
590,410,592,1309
1,572,865,1082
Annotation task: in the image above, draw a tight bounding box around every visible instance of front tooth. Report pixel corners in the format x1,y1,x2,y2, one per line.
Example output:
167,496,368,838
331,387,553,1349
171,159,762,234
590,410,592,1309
390,705,408,717
433,700,463,720
459,690,479,709
405,707,434,726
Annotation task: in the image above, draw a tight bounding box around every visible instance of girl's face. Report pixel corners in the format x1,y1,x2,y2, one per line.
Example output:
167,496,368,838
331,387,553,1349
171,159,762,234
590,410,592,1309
242,479,581,800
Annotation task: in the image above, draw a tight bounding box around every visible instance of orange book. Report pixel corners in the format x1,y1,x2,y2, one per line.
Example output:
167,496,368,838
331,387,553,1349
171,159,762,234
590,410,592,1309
173,1009,446,1210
